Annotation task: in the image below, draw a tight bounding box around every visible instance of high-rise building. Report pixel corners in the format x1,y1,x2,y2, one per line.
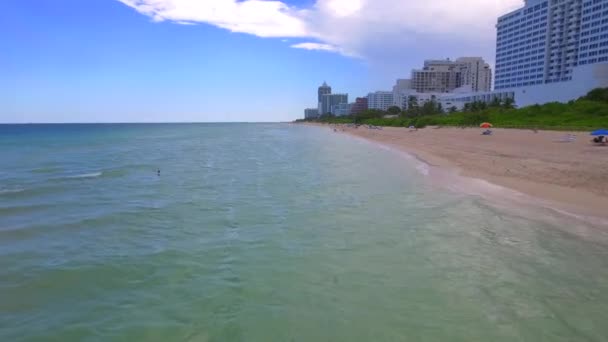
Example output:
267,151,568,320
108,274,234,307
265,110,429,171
442,0,608,108
320,93,348,115
317,82,332,113
351,97,369,114
367,91,394,111
411,60,462,93
392,79,412,108
494,0,550,89
495,0,608,90
410,58,492,93
579,0,608,66
456,57,492,92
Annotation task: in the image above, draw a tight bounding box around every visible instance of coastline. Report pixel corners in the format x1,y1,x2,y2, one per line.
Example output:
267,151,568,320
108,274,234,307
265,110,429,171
303,123,608,225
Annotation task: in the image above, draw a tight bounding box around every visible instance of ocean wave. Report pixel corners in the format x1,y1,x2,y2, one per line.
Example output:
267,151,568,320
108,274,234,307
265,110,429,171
65,172,103,179
416,163,430,176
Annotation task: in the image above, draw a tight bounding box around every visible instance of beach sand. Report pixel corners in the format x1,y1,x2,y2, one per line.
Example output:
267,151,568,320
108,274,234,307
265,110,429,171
318,124,608,222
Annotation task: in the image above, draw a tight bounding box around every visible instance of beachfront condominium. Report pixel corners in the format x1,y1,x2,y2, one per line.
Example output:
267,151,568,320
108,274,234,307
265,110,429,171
456,57,492,92
317,82,332,113
320,93,348,115
495,0,608,90
351,97,369,114
410,58,492,93
332,103,353,116
367,91,394,111
411,60,461,93
442,0,608,108
304,108,319,119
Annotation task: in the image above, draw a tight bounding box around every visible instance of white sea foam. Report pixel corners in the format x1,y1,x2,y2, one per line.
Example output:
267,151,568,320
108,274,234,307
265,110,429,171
415,163,430,176
0,188,25,195
66,172,103,179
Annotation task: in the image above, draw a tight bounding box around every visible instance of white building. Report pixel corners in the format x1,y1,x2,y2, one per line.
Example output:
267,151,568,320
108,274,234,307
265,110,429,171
392,79,412,108
579,0,608,66
409,58,493,94
495,0,550,89
367,91,394,111
304,108,319,119
492,0,608,106
456,57,492,92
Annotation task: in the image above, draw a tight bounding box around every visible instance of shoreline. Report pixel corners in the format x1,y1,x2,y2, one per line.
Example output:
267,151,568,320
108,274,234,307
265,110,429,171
303,123,608,226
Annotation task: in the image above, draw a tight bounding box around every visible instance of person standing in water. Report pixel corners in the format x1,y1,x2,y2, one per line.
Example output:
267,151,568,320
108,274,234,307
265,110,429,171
157,169,160,176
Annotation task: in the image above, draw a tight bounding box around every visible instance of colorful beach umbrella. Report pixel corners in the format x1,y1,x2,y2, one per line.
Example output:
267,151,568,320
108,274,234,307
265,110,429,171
480,122,493,128
590,129,608,136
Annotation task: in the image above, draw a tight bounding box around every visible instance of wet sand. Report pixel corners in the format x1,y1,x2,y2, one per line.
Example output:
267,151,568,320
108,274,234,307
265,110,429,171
318,124,608,222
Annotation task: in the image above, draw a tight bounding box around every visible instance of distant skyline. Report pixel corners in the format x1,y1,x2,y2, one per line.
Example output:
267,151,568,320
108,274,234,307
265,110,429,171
1,0,523,123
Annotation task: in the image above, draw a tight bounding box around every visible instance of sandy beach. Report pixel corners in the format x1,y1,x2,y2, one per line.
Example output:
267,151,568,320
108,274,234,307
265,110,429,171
315,124,608,221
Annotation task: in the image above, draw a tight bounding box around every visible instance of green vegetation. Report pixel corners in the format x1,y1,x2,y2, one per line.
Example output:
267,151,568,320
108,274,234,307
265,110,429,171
296,88,608,131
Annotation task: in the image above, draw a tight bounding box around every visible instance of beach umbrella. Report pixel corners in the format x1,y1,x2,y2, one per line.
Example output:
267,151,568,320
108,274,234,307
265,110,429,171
480,122,493,128
590,129,608,136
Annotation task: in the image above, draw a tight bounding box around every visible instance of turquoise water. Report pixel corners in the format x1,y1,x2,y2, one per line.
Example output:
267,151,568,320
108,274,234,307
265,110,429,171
1,123,608,341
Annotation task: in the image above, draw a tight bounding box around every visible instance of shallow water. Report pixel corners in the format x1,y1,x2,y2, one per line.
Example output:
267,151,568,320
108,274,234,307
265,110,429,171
1,123,608,341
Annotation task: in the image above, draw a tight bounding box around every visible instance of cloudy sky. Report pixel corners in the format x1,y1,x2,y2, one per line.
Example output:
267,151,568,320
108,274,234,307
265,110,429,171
1,0,522,123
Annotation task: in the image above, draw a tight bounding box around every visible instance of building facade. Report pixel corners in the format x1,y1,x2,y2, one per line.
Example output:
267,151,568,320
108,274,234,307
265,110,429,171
304,108,319,119
494,0,549,89
456,57,492,92
411,60,462,93
351,97,369,114
392,79,412,108
492,0,608,106
320,93,348,115
367,91,394,111
317,82,332,113
579,0,608,66
410,58,492,93
494,0,608,89
332,103,353,116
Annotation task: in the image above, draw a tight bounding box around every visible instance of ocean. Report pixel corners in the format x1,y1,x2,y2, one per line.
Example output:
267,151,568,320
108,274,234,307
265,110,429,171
1,123,608,341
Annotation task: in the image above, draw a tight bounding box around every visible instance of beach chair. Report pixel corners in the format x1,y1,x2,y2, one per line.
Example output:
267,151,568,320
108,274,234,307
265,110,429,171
481,130,493,136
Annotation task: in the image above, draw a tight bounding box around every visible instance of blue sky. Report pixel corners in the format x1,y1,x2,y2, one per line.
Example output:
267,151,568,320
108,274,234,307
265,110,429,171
0,0,521,123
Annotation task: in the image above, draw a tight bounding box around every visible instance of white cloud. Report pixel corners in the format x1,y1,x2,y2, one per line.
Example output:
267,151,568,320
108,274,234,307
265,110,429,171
117,0,524,61
291,42,336,51
117,0,308,37
291,42,355,56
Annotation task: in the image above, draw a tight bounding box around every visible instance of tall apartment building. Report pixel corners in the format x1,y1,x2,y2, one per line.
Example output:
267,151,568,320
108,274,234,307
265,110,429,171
456,57,492,92
392,79,412,108
411,58,492,93
317,82,332,113
495,0,608,90
320,93,348,115
367,91,394,111
446,0,608,108
579,0,608,66
411,60,461,93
